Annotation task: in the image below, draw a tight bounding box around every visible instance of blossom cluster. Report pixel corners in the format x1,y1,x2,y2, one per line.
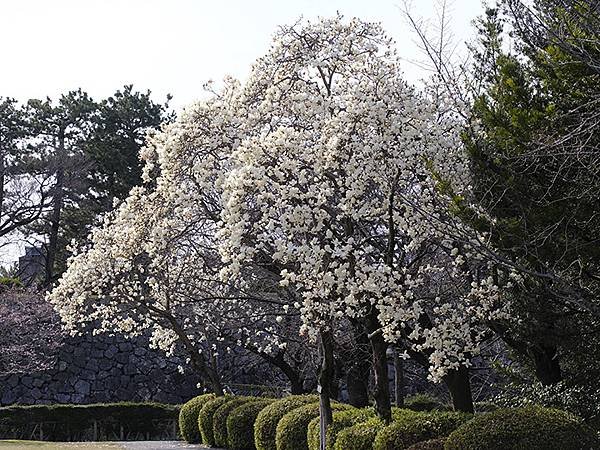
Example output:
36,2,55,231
49,15,514,382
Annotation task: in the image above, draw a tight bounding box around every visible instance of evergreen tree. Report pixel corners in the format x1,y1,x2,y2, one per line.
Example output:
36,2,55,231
466,1,600,386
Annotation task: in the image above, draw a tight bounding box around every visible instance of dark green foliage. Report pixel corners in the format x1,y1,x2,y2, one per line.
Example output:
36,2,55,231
254,395,318,450
0,277,22,289
373,411,472,450
199,395,235,446
275,402,352,450
465,1,600,392
444,406,599,450
18,86,172,282
213,397,256,448
406,437,446,450
333,416,385,450
404,394,448,412
331,410,422,450
473,401,499,413
178,393,215,443
85,85,173,204
0,402,178,441
227,399,274,450
307,408,376,450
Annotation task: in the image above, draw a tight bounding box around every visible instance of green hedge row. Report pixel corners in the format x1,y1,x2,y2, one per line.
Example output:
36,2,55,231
228,400,275,450
0,402,179,441
179,393,599,450
178,393,215,443
254,395,319,450
445,406,599,450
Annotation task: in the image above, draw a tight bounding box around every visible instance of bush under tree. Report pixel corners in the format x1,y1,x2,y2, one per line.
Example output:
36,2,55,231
227,399,274,450
178,393,216,443
445,406,599,450
254,395,318,450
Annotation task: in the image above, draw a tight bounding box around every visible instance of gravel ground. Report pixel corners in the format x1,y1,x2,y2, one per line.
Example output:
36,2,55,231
0,442,218,450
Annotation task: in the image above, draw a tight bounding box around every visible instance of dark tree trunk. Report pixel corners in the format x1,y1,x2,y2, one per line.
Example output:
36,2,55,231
345,320,370,407
45,130,65,285
365,310,392,423
393,348,405,408
531,344,562,385
489,321,562,385
248,346,307,394
443,366,474,413
318,328,335,450
0,149,5,219
346,362,370,407
166,314,224,395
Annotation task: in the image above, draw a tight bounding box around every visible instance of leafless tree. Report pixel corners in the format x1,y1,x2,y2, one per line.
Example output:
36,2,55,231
0,289,63,376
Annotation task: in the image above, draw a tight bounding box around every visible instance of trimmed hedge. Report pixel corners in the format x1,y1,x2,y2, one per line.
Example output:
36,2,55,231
227,399,274,450
446,406,600,450
406,437,446,449
276,402,352,450
373,411,472,450
333,416,385,450
473,401,499,413
254,395,318,450
178,393,216,443
214,397,256,448
445,406,600,450
307,408,375,450
332,409,419,450
404,394,448,412
0,402,178,441
199,395,236,446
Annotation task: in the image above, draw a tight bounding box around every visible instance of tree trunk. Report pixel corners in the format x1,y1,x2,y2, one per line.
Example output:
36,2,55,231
318,328,335,450
0,149,5,219
443,366,474,413
393,348,405,408
45,130,65,285
531,344,562,385
166,313,224,395
346,361,370,407
489,321,562,386
365,311,392,423
266,350,306,394
185,343,224,395
345,320,370,407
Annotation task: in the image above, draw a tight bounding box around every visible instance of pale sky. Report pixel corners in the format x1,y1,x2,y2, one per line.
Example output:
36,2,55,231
0,0,483,266
0,0,484,111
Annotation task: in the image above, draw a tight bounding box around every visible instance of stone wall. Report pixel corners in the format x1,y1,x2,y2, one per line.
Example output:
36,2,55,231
0,332,202,406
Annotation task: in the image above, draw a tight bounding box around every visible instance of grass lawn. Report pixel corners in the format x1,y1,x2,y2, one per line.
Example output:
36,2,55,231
0,442,204,449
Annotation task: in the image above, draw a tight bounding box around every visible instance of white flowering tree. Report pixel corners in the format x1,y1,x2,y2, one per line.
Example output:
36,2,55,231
48,85,318,395
50,15,515,427
219,16,512,417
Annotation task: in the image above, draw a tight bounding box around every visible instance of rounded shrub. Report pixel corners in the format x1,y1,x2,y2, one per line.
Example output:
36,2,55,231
214,397,257,448
473,401,499,413
330,409,419,450
307,408,375,450
254,395,318,450
276,402,353,450
406,437,446,449
199,395,236,446
178,393,216,443
373,411,472,450
333,416,385,450
445,406,600,450
404,394,448,412
227,399,274,450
